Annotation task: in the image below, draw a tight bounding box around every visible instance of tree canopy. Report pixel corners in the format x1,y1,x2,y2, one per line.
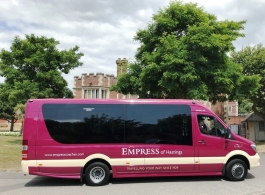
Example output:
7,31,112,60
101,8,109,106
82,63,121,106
238,99,253,115
0,34,83,130
231,44,265,120
111,1,259,103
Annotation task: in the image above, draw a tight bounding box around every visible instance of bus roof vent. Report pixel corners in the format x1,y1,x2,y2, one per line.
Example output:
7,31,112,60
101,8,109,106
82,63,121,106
29,99,33,102
192,101,196,104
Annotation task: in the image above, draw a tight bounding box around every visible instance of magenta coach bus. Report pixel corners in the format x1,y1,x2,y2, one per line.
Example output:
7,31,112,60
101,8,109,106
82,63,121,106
21,99,260,185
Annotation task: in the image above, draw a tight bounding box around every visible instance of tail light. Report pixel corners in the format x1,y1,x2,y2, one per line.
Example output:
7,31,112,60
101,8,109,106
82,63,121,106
22,140,28,160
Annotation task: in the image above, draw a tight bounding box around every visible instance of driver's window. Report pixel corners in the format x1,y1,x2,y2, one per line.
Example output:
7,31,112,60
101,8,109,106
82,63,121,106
213,119,226,137
197,115,226,137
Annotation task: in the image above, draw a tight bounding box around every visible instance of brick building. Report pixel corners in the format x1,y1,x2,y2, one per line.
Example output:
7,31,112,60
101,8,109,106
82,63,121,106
73,58,138,99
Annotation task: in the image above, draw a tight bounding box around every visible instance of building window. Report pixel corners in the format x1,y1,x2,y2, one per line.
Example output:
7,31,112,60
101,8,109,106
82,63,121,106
92,89,99,99
87,90,91,98
228,106,232,112
259,121,264,132
84,90,87,99
102,90,107,99
84,89,108,99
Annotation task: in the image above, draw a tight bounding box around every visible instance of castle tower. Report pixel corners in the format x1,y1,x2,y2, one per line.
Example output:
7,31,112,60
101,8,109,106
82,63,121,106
116,58,128,77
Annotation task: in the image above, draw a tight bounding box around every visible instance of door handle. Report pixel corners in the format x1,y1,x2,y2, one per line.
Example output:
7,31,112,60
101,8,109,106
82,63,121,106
198,140,206,144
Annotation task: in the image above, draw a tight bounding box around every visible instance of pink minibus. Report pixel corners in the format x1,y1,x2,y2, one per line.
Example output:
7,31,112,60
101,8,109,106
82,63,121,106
21,99,260,185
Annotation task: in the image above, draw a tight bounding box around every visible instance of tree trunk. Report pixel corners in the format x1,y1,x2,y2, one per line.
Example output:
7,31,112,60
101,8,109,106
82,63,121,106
9,117,15,132
252,104,265,121
20,120,24,135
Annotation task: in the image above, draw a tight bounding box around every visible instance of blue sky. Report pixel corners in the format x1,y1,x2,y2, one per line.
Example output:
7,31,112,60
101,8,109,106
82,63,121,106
0,0,265,89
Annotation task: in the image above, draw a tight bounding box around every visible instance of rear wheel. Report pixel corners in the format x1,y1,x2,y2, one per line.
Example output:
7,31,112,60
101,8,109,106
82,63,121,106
226,159,248,181
85,162,110,186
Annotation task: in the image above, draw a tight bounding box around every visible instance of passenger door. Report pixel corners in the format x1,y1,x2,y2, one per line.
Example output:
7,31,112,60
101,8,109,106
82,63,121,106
195,114,233,172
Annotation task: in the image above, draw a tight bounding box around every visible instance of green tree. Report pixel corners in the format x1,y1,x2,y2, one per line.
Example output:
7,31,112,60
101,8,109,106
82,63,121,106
238,99,253,114
0,84,19,131
0,34,83,131
112,1,259,103
64,88,74,98
231,44,265,120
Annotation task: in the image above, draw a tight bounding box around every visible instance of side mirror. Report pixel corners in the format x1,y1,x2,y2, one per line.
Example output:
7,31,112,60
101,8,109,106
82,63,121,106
225,128,231,139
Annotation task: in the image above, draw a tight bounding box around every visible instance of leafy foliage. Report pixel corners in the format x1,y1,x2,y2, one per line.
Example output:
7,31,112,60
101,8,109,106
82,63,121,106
0,84,18,126
112,1,258,103
0,34,83,131
238,99,253,114
231,44,265,120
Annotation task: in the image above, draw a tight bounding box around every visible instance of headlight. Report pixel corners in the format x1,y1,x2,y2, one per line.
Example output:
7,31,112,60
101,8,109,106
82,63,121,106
251,144,257,152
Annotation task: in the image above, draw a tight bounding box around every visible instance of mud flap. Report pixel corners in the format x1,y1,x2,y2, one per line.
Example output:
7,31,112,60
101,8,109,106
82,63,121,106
80,167,84,183
222,164,226,176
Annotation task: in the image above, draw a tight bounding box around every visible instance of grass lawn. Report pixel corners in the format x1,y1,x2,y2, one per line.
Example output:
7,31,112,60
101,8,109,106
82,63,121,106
0,135,22,172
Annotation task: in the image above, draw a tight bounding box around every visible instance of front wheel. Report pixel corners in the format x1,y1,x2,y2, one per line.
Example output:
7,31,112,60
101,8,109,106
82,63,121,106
85,162,110,186
226,159,248,181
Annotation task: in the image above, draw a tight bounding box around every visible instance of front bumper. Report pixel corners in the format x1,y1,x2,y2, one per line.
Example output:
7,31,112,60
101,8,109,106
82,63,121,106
249,153,260,169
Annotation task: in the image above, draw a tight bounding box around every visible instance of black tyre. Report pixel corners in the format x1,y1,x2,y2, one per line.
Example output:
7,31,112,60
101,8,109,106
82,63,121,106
85,162,110,186
226,159,248,181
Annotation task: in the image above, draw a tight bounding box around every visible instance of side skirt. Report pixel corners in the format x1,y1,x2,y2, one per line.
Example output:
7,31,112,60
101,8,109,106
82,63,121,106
113,172,223,178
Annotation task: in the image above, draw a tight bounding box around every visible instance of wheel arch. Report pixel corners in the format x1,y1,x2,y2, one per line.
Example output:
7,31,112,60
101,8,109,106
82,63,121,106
82,154,112,175
83,158,112,174
222,150,251,176
222,154,250,176
226,155,250,169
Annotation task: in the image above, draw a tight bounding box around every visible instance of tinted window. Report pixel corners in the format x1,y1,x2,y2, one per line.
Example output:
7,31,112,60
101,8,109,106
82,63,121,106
42,104,192,145
42,104,124,144
125,105,192,145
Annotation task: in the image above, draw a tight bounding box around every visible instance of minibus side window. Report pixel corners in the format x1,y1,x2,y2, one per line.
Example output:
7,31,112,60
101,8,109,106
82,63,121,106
197,115,226,137
126,104,192,145
43,104,124,144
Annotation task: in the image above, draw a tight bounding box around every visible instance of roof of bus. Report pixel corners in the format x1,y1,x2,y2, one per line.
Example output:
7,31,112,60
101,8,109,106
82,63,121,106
27,98,205,105
26,99,214,114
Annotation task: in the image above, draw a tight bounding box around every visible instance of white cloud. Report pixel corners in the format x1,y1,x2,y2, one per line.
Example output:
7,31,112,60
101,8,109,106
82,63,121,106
0,0,265,89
